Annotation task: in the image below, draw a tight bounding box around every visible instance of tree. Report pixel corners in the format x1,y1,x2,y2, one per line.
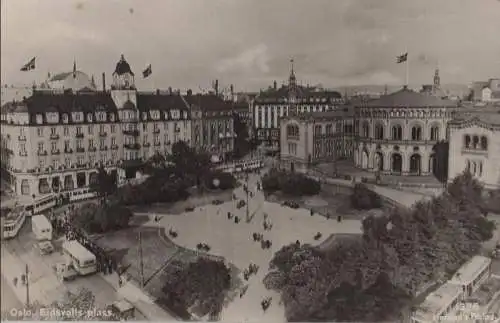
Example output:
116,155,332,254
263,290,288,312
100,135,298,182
351,184,382,210
168,141,211,186
90,165,116,205
233,113,250,158
432,140,449,183
160,258,231,319
73,202,132,233
144,151,168,174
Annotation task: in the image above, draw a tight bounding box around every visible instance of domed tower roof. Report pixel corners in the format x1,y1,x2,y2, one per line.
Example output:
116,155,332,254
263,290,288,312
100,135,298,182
113,54,134,76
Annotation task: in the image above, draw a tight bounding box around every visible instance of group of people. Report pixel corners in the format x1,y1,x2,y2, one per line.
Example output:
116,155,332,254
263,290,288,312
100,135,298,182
196,243,211,252
227,211,241,223
251,233,272,250
242,263,259,281
261,296,272,312
168,228,178,238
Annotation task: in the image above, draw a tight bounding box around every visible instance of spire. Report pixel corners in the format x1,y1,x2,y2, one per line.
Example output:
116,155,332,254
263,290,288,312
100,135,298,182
433,68,440,89
47,71,51,79
73,60,77,78
91,75,96,89
384,84,388,95
289,58,296,87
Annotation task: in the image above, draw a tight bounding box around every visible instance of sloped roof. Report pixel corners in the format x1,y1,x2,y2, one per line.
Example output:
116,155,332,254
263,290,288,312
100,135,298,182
449,110,500,127
136,93,190,112
16,90,118,114
362,87,457,108
184,94,233,111
256,84,342,102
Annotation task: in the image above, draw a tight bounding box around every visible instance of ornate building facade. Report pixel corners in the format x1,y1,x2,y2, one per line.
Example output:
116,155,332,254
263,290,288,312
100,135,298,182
354,86,460,176
252,61,343,149
280,108,354,172
447,109,500,190
0,55,192,203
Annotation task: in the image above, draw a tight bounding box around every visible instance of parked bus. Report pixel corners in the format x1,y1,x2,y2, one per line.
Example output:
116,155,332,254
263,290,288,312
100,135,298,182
62,240,97,276
24,194,57,215
32,214,53,241
1,205,28,239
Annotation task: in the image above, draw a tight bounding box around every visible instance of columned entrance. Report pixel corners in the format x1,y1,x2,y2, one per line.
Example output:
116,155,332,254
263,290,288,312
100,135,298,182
391,153,402,174
361,149,369,169
409,154,421,175
429,154,437,175
374,151,384,171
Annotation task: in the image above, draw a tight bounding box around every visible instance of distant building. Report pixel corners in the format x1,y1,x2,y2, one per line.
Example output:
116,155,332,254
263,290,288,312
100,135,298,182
419,68,447,98
447,107,500,190
279,108,354,172
470,78,500,102
251,61,343,149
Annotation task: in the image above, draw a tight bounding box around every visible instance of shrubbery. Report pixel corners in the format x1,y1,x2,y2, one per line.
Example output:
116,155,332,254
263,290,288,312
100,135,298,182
72,202,133,234
160,258,231,319
264,171,496,322
204,171,237,190
350,183,382,210
262,168,321,196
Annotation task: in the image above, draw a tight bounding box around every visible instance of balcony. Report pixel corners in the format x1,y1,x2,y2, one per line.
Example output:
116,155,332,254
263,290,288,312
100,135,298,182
123,129,140,136
89,146,97,152
124,143,141,150
37,150,48,156
99,132,108,137
153,128,160,134
19,151,28,157
51,149,61,155
50,134,60,140
64,148,73,154
461,147,488,156
76,147,85,153
154,141,161,146
111,144,119,150
18,135,26,141
100,146,108,151
143,142,151,147
75,133,84,138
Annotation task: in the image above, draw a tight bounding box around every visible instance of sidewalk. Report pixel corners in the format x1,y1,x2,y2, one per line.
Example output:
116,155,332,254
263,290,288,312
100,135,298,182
99,271,177,321
0,244,67,306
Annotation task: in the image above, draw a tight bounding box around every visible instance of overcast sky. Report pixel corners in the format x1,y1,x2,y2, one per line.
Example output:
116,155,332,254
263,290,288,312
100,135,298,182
2,0,500,91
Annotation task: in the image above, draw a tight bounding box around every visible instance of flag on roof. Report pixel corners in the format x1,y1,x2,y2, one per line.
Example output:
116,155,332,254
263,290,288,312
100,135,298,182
142,64,152,78
396,53,408,63
20,57,36,71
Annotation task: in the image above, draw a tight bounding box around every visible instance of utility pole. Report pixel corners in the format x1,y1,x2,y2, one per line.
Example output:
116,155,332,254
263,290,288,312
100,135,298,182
25,264,30,307
138,231,144,288
245,174,250,223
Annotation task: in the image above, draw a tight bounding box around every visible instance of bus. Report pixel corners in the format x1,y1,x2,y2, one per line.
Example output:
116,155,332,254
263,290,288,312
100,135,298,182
1,205,28,239
62,240,97,276
24,194,57,215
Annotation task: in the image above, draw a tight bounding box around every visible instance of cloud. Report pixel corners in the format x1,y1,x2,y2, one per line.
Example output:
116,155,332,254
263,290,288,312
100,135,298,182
215,44,270,74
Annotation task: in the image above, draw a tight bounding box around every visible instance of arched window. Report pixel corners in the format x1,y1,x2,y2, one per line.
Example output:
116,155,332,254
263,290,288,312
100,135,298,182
391,124,403,140
466,160,471,172
430,126,440,141
314,125,322,135
480,136,488,150
464,135,471,148
287,125,299,139
374,123,384,140
478,162,483,177
411,125,422,141
362,122,370,138
472,136,479,149
21,179,30,195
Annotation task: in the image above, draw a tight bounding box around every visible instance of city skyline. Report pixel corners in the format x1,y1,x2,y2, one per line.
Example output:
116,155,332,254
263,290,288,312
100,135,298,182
2,0,500,91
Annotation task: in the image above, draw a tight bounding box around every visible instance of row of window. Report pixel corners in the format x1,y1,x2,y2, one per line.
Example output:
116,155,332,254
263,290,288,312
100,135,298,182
34,109,189,125
465,159,483,177
463,135,488,150
256,97,336,104
357,110,453,119
361,123,440,141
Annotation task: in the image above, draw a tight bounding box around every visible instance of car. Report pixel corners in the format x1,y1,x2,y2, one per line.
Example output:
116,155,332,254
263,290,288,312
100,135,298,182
212,199,223,205
36,241,54,255
282,201,299,209
185,206,195,212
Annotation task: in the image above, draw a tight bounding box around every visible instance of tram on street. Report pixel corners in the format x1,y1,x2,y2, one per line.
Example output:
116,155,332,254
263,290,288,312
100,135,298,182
1,205,28,239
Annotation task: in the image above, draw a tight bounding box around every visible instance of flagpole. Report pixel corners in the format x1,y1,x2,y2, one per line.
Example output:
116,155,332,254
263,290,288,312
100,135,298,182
405,50,409,87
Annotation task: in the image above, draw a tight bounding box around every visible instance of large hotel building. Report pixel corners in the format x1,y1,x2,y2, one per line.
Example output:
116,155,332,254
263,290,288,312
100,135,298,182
0,55,238,204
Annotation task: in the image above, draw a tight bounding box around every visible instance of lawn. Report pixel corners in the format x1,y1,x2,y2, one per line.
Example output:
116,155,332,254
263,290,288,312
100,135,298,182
266,183,386,220
92,226,179,285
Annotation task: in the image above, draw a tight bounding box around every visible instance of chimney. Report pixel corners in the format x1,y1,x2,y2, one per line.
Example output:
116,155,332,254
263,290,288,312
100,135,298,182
102,72,106,92
214,79,219,96
156,89,160,95
230,84,234,95
168,86,172,94
273,81,277,90
187,89,192,96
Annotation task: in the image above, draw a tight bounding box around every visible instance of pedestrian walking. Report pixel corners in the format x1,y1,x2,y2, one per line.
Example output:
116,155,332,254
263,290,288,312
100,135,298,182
13,277,18,287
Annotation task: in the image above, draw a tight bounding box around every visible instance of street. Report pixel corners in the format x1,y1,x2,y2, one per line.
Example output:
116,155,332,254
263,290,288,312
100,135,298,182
1,273,23,318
